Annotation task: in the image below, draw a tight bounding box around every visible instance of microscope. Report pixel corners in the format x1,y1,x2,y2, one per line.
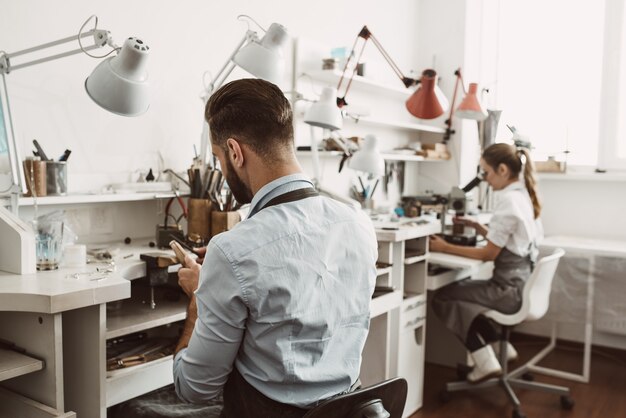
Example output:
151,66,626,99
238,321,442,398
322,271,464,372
440,174,483,246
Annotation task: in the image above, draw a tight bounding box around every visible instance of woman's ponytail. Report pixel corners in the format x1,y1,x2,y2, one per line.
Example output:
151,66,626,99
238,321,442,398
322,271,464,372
517,148,541,219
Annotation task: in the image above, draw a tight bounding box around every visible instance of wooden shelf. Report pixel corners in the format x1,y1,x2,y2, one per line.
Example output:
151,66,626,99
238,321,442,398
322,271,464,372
537,172,626,182
106,296,187,339
295,150,344,158
370,289,403,318
18,191,182,206
404,254,427,265
305,69,411,96
295,150,447,163
346,115,446,134
376,266,393,277
0,348,43,382
381,153,447,162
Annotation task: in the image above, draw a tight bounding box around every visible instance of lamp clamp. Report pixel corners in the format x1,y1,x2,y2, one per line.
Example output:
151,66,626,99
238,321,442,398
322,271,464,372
93,29,114,48
0,54,10,75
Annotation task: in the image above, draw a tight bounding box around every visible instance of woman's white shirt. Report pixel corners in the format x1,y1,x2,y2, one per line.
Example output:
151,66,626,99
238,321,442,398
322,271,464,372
486,181,543,257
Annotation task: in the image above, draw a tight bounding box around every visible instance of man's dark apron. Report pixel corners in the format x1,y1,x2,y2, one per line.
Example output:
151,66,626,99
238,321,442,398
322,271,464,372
431,247,536,342
220,187,321,418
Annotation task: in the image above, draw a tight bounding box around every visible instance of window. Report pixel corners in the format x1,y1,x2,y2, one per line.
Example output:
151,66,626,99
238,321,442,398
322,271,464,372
489,0,626,169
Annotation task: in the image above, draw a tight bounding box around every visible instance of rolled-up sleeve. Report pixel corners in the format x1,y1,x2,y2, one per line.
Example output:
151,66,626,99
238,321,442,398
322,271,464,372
486,210,518,248
173,241,247,403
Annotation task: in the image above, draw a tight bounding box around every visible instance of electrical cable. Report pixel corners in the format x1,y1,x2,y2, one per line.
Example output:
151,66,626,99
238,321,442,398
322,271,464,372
237,14,266,33
77,15,118,59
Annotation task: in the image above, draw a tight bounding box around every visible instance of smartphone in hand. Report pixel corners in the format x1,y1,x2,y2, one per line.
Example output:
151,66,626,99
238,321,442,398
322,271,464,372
169,240,188,266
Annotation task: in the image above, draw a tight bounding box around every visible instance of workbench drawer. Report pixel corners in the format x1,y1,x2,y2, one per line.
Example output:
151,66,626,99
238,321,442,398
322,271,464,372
400,294,426,330
106,355,174,407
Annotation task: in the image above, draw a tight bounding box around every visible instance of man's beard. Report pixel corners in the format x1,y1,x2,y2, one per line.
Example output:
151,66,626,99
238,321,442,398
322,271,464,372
224,157,253,205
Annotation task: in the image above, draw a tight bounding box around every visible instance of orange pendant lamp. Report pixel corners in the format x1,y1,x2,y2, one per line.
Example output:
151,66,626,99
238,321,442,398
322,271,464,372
405,69,449,119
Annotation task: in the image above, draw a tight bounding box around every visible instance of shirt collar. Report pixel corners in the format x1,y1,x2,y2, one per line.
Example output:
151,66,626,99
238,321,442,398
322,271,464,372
501,180,525,192
247,173,314,218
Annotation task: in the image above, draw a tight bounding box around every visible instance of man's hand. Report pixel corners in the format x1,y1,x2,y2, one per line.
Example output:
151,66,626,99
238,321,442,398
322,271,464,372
178,255,201,298
175,254,202,355
429,234,449,253
192,246,207,265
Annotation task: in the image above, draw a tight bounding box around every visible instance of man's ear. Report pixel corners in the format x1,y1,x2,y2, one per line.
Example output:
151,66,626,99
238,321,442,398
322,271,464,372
226,138,244,168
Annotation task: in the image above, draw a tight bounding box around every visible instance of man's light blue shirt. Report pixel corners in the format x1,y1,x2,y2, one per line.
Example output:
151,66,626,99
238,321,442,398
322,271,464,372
173,173,378,408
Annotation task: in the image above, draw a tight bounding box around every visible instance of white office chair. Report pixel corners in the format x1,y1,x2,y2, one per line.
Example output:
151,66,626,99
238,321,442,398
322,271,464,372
440,248,574,418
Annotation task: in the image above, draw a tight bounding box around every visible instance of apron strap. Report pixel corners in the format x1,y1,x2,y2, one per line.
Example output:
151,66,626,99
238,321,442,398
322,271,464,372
262,187,319,210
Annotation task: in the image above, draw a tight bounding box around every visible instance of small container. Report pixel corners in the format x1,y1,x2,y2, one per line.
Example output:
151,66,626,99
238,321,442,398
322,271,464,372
322,58,338,70
33,219,64,271
46,161,68,196
187,198,212,241
35,235,62,270
23,157,47,197
211,210,240,237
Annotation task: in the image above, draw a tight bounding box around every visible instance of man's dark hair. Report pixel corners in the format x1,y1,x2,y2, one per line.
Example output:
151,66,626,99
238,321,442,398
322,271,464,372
205,78,294,161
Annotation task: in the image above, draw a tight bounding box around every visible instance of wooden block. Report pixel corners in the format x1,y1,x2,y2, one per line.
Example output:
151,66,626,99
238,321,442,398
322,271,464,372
211,211,241,238
187,199,212,241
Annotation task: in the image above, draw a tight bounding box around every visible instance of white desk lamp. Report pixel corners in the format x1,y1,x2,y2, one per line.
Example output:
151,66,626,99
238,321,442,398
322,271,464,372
0,15,150,273
302,86,361,208
198,16,289,169
348,134,385,176
348,134,385,208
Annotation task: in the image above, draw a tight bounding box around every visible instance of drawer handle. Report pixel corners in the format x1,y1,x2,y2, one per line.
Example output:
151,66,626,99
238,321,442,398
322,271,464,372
406,301,425,310
405,316,426,327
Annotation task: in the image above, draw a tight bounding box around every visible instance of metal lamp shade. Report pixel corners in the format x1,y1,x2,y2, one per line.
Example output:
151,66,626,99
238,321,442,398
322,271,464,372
349,135,384,176
456,83,488,121
304,87,343,130
405,69,448,119
233,23,289,84
85,37,150,117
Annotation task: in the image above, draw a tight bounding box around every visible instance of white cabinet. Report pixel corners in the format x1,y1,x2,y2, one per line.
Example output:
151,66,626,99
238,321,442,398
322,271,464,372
105,288,187,407
373,221,440,417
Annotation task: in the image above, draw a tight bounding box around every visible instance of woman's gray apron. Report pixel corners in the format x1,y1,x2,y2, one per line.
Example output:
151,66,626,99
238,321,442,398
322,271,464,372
431,247,536,341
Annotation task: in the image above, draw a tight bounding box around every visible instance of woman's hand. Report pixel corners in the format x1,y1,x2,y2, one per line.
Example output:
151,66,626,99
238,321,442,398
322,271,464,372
429,234,449,253
177,255,202,298
453,216,476,229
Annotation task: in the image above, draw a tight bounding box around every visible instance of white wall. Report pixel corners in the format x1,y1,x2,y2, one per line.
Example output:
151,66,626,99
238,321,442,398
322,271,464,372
0,0,422,196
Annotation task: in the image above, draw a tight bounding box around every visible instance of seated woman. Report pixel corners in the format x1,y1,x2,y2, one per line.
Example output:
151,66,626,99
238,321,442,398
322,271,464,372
429,143,543,382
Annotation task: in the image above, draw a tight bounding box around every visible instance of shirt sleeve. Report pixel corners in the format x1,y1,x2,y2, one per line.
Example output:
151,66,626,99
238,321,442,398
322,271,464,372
173,240,247,403
486,198,519,248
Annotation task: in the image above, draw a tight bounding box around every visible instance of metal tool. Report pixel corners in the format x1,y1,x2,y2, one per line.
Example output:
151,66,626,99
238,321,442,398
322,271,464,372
139,253,178,309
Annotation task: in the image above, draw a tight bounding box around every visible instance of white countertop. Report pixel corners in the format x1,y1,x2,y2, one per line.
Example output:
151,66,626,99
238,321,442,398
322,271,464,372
0,239,178,314
541,235,626,258
374,219,441,242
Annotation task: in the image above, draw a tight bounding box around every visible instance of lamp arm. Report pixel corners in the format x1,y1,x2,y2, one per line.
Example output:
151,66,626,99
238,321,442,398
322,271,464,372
337,26,418,107
366,29,417,88
0,29,113,74
209,31,254,94
443,68,464,142
198,30,258,171
1,74,26,207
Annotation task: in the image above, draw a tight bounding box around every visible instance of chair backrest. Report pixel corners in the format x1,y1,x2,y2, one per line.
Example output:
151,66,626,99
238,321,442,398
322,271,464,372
521,248,565,321
302,377,407,418
484,248,565,326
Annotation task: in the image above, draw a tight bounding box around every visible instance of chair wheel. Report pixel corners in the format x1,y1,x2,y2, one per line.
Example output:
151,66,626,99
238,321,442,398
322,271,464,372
561,395,575,410
439,389,451,403
512,407,527,418
521,372,534,381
